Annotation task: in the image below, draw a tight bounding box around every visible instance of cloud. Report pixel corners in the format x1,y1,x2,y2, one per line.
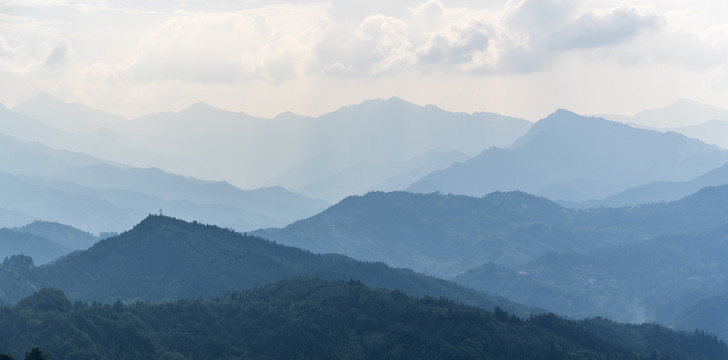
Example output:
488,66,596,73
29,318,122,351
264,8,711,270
645,10,728,70
504,0,578,34
549,6,663,50
43,38,73,67
2,0,728,122
317,14,414,77
415,20,490,65
128,5,327,84
0,33,17,57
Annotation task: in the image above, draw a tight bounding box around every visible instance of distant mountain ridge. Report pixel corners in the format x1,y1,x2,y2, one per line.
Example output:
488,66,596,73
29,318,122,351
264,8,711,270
0,229,70,265
568,160,728,208
9,94,532,199
13,92,127,134
110,96,532,191
293,150,469,202
408,109,728,201
14,220,99,250
0,133,327,233
257,187,728,279
0,221,101,266
668,120,728,149
628,99,728,128
599,100,728,149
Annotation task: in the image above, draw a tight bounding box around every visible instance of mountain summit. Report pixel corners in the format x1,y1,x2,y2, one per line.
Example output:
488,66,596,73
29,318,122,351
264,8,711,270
408,110,728,201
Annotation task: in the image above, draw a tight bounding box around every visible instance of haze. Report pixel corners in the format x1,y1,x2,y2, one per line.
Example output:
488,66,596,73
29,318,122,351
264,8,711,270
1,0,727,121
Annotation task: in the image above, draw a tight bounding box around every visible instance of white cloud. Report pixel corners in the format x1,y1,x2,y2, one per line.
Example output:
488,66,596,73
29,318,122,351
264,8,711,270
128,5,327,84
504,0,579,34
415,20,490,65
549,6,663,50
645,10,728,70
0,33,17,57
43,38,74,67
1,0,727,121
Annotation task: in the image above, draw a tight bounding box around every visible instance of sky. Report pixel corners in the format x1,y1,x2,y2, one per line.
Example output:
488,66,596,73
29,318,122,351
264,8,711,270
0,0,727,121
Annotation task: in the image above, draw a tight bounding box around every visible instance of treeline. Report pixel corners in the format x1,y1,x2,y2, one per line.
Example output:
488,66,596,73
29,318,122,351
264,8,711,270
0,278,726,359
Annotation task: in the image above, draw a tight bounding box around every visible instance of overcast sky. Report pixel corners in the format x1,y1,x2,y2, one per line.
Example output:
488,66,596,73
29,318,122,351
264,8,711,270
1,0,726,120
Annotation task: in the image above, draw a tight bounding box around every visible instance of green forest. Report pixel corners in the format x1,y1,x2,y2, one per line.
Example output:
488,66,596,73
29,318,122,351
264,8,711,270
0,215,534,317
1,277,726,359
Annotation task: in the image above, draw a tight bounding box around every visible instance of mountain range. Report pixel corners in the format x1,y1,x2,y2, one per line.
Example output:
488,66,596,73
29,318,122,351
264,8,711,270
570,160,728,208
408,109,728,202
257,187,728,279
9,94,532,195
601,99,728,149
601,99,728,129
0,215,535,319
257,186,728,342
0,128,327,232
5,93,728,355
451,186,728,340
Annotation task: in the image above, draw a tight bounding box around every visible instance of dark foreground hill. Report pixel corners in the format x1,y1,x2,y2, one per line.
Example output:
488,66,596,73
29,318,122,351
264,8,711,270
0,215,532,317
1,279,726,360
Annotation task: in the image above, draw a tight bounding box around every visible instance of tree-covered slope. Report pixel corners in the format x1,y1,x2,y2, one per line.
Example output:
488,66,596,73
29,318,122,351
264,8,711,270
0,278,725,360
0,215,534,317
258,191,579,278
455,220,728,338
258,187,728,278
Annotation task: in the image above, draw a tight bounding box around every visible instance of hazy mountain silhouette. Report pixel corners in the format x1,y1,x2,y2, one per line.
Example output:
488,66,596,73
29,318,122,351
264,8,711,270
0,135,327,232
0,215,536,319
0,208,35,228
293,150,469,202
573,160,728,208
600,100,728,150
0,132,116,176
626,99,728,128
0,229,70,265
52,163,328,224
669,120,728,149
13,92,127,134
0,172,324,234
14,221,99,251
408,109,728,201
672,293,728,344
0,102,75,151
110,97,530,191
1,100,191,174
453,186,728,340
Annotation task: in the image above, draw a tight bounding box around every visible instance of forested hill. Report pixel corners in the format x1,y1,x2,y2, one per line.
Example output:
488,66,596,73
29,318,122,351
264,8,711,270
0,215,533,316
257,188,728,278
1,278,726,360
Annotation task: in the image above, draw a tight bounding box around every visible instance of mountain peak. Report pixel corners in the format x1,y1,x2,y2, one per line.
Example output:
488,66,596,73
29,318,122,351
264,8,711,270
16,92,66,108
632,99,728,128
181,101,219,112
511,109,615,149
178,101,256,119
